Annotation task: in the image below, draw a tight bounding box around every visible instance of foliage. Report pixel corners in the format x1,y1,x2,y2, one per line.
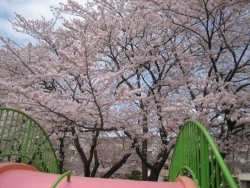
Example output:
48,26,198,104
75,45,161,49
127,169,142,180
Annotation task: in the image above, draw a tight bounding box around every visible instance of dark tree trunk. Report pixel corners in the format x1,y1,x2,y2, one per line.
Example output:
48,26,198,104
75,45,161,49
148,169,160,181
147,142,174,181
84,164,91,177
58,133,66,173
102,153,132,178
91,150,100,177
142,138,148,180
71,127,89,176
142,115,148,180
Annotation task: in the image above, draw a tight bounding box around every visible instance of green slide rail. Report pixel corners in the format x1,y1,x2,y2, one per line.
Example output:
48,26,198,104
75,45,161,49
0,107,60,173
50,170,71,188
169,119,237,188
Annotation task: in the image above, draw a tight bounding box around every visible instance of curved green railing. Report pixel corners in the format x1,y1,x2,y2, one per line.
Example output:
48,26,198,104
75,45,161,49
0,107,60,173
169,119,237,188
51,171,71,188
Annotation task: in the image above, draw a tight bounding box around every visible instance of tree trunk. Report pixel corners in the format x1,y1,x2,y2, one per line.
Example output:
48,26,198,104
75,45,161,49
142,115,148,180
147,143,174,181
91,150,100,177
142,138,148,180
148,169,160,181
71,127,89,176
84,164,91,177
58,132,66,173
102,153,131,178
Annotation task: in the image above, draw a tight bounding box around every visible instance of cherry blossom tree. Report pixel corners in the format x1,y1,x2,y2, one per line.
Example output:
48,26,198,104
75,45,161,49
0,18,134,177
0,0,186,180
147,0,250,159
1,0,249,181
62,0,189,180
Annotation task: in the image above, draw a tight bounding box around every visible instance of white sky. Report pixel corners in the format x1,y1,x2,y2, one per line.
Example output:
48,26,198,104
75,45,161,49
0,0,86,44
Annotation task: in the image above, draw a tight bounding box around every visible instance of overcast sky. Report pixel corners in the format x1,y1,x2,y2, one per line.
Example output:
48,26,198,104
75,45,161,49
0,0,86,44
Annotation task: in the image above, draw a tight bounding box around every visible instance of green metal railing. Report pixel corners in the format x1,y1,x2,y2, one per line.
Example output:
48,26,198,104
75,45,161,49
169,119,237,188
0,107,60,174
51,171,71,188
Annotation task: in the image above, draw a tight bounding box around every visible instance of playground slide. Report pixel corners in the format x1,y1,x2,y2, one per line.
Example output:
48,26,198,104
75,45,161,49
0,163,196,188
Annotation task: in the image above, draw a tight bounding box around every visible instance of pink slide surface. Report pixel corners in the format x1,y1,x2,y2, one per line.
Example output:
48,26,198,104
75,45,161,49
0,163,196,188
